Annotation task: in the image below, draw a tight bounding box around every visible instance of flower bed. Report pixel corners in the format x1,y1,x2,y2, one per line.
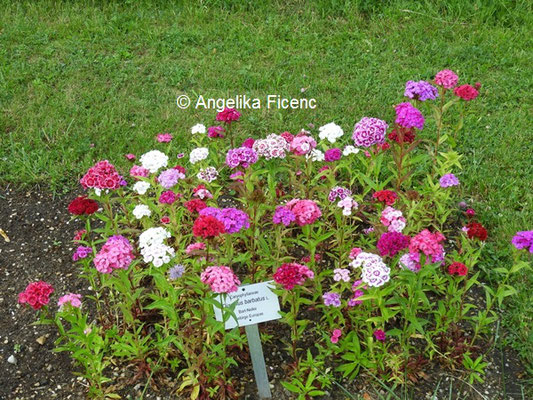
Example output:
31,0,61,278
18,70,531,399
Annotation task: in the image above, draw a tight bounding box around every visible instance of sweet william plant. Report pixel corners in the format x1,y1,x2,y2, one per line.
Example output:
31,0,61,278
17,70,531,399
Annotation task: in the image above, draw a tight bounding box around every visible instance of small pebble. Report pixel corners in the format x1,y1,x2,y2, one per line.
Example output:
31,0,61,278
8,355,17,364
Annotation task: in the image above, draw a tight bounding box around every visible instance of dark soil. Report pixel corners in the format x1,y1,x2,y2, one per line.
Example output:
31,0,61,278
0,187,529,399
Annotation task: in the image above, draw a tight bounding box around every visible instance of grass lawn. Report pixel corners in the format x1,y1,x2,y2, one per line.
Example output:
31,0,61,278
1,0,532,375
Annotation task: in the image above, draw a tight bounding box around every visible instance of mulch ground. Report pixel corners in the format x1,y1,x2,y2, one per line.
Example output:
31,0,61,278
0,187,528,399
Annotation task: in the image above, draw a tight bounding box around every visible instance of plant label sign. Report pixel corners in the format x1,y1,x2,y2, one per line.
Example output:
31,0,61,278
214,281,281,330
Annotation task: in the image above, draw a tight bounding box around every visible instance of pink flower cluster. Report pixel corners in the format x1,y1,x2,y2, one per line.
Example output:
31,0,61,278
290,133,317,155
252,134,290,159
380,206,406,232
157,133,173,143
130,165,150,178
80,160,124,190
408,229,446,265
201,266,240,293
185,242,206,255
18,281,54,310
58,293,82,309
435,69,458,89
273,263,314,290
285,199,322,226
352,117,388,147
93,235,135,274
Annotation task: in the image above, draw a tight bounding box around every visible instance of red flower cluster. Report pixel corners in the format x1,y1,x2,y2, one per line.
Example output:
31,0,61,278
68,196,98,215
173,165,187,174
273,263,314,290
18,281,54,310
373,190,398,206
454,84,479,101
388,128,416,144
466,222,488,241
73,229,87,242
448,262,468,276
80,160,123,190
280,131,294,143
185,199,207,213
216,107,241,123
192,215,225,238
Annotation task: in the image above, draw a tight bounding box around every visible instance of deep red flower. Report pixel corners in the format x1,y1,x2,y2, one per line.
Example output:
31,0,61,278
173,165,187,174
466,222,488,241
216,108,241,123
192,215,225,238
280,131,294,143
373,190,398,206
448,261,468,276
185,199,207,214
68,196,98,215
388,128,416,144
273,263,314,290
454,84,479,101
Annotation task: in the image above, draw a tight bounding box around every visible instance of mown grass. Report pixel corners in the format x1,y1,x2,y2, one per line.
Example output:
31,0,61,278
1,0,531,376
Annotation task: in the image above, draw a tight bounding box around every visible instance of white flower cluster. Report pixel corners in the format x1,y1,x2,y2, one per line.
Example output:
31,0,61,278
343,145,360,156
197,167,218,183
138,227,175,268
140,150,169,173
132,204,151,219
252,134,290,160
307,149,325,162
190,147,209,164
319,122,344,143
350,252,390,287
191,123,206,134
132,181,150,195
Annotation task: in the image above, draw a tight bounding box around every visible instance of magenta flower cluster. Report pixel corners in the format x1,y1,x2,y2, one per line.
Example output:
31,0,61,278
377,232,410,257
226,147,258,168
72,246,93,261
511,231,533,253
352,117,388,147
199,207,250,234
324,148,342,162
93,235,134,274
159,190,177,204
395,102,425,130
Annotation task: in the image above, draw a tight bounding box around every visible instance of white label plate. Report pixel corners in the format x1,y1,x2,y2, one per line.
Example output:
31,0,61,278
213,281,281,329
